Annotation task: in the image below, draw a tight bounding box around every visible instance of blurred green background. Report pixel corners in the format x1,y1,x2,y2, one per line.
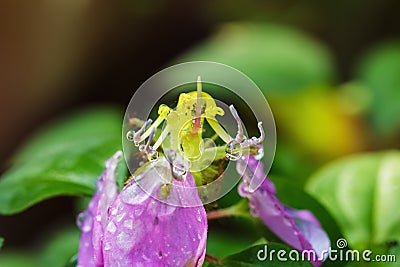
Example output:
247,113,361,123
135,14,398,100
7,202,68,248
0,0,400,266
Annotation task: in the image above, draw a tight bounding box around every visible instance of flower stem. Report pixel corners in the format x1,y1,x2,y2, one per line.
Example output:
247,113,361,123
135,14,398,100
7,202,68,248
207,199,252,220
207,209,232,220
205,253,220,263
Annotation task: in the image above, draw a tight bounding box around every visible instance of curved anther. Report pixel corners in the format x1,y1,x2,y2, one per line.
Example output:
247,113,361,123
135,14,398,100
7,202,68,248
240,122,265,148
229,105,245,143
140,105,171,143
229,105,265,149
133,119,152,145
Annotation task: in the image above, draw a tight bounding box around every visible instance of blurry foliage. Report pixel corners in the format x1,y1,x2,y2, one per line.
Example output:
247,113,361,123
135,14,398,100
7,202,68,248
177,23,336,93
0,227,79,267
307,151,400,251
270,86,365,161
354,41,400,136
207,220,260,258
0,107,126,215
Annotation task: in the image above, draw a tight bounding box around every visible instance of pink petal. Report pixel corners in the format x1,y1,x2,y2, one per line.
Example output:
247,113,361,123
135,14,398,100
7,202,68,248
237,155,330,266
77,151,121,267
103,158,207,267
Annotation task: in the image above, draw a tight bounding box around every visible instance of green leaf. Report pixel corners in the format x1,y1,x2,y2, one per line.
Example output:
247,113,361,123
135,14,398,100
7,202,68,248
0,252,38,267
177,23,336,93
64,254,77,267
206,226,260,259
0,237,3,251
0,227,80,267
306,151,400,250
0,106,123,215
208,243,313,267
354,41,400,135
38,227,80,267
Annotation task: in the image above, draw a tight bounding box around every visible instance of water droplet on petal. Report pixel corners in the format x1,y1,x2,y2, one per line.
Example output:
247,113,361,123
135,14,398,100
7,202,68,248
123,219,134,230
134,208,144,216
225,141,242,161
254,147,264,160
107,221,117,233
159,183,171,198
104,242,111,251
110,207,118,216
116,212,126,222
138,144,146,151
76,211,92,232
283,217,292,227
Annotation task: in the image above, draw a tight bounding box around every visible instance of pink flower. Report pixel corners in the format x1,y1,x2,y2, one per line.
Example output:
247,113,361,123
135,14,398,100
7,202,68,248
237,154,331,266
77,151,120,267
77,153,207,267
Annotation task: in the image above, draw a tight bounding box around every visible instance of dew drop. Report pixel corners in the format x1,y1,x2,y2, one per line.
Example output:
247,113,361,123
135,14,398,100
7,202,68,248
225,141,242,161
116,212,126,222
126,130,135,142
172,163,187,181
254,147,264,160
107,221,117,233
159,183,171,199
138,144,146,151
104,242,111,251
76,211,92,232
147,150,159,161
153,216,159,225
158,251,163,259
123,219,134,230
134,208,144,217
110,207,118,216
283,218,292,227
